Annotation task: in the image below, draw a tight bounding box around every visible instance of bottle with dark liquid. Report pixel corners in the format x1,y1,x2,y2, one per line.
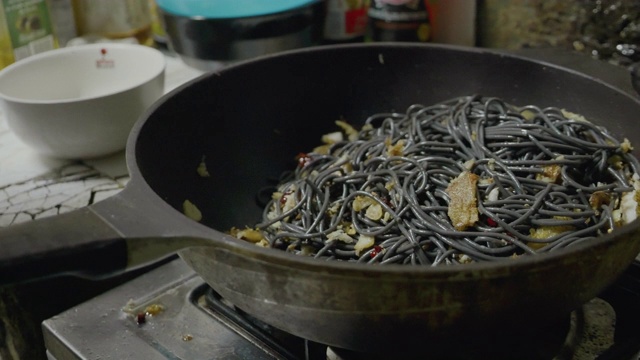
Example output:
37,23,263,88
367,0,431,42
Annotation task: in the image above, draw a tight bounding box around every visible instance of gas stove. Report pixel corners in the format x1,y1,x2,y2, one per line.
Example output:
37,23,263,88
43,257,640,360
42,258,322,360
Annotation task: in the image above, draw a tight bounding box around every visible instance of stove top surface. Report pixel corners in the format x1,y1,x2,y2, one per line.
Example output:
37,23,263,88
42,257,640,360
43,259,292,360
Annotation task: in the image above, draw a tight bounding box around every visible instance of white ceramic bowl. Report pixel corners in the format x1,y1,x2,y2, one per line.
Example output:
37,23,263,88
0,43,165,159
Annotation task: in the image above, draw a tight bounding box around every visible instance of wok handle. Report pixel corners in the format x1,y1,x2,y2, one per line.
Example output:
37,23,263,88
0,206,128,285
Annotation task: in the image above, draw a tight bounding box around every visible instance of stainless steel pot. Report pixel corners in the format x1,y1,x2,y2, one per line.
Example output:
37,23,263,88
157,0,324,70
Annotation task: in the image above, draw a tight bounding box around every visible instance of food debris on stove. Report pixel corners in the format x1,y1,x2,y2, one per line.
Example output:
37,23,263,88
144,303,165,316
122,300,166,326
136,312,146,325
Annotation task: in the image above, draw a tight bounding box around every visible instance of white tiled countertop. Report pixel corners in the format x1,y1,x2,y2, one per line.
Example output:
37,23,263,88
0,52,205,227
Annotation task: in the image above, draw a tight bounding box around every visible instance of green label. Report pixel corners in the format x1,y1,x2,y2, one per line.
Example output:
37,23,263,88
2,0,54,47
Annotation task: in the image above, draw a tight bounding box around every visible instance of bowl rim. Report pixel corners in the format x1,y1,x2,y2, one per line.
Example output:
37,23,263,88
0,43,166,105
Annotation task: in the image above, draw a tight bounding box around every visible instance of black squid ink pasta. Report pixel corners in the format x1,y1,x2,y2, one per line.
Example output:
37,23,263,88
231,95,640,266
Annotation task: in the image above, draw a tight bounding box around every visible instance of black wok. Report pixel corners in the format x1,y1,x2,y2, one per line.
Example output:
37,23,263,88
3,43,640,357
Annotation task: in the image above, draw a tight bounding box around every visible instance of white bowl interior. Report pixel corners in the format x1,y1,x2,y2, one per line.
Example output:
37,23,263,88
0,44,165,102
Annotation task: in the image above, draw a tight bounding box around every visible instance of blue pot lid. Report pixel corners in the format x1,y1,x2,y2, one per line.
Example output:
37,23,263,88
156,0,318,19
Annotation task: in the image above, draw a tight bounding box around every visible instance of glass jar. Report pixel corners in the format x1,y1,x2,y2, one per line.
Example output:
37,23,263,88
322,0,369,44
71,0,152,45
367,0,431,42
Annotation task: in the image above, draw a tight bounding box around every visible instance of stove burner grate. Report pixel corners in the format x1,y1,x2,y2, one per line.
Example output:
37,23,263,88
42,259,640,360
198,286,587,360
199,264,640,360
201,286,327,360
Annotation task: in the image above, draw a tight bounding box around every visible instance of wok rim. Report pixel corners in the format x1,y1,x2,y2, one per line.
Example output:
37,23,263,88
126,42,640,278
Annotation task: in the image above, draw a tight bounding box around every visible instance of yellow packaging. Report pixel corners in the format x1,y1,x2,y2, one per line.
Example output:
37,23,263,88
148,0,166,44
0,0,58,69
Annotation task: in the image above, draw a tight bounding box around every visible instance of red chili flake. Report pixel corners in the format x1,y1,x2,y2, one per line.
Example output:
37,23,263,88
136,312,146,325
295,152,312,168
280,190,293,205
370,245,383,258
487,218,498,227
100,48,107,56
381,196,394,209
